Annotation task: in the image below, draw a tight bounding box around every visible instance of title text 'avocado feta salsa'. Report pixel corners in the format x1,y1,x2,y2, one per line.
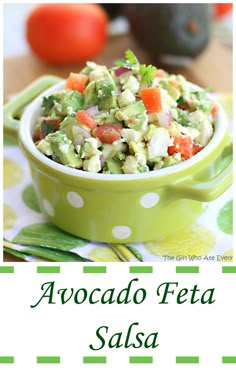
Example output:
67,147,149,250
34,50,219,174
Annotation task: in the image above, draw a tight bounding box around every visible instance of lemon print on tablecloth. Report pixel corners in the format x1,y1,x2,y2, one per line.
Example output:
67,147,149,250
88,246,122,262
223,248,233,258
4,158,24,189
22,184,41,212
12,222,88,250
217,200,232,234
144,223,215,257
4,204,17,231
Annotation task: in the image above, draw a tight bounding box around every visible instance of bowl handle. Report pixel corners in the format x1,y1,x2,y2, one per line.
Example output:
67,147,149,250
169,140,233,202
3,75,62,140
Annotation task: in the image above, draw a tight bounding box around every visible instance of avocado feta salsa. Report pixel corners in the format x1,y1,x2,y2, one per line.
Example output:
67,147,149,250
34,50,219,174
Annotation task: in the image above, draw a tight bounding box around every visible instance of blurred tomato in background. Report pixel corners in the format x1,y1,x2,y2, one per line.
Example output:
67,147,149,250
26,3,108,65
213,3,233,19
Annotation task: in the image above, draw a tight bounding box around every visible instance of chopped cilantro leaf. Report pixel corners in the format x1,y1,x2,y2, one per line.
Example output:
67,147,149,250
176,108,197,129
115,49,140,69
115,50,156,86
139,64,157,87
125,49,140,65
177,96,191,109
42,95,56,114
41,120,56,136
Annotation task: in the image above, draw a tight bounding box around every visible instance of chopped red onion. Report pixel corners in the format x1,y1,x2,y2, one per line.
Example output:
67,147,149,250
157,109,172,128
114,66,131,77
74,136,85,146
72,125,91,139
100,154,105,167
85,105,99,116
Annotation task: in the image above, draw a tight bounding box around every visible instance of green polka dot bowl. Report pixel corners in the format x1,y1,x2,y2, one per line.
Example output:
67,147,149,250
4,76,233,243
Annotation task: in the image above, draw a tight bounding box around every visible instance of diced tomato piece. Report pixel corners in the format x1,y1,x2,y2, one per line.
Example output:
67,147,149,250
76,110,98,129
155,69,166,78
168,135,193,160
140,87,162,113
94,123,122,144
211,102,219,115
65,73,88,93
43,118,61,130
192,143,203,155
33,129,41,142
37,118,61,140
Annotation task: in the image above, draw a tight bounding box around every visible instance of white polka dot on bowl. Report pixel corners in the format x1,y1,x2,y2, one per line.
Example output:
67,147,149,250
42,199,55,217
66,191,84,208
112,226,132,239
140,192,160,208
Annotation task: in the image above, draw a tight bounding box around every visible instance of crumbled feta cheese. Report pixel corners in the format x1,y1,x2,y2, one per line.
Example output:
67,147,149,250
179,125,200,140
135,152,147,165
67,106,74,115
196,119,213,146
118,89,136,108
122,155,139,174
189,110,205,123
89,66,107,81
87,61,97,70
83,154,101,173
58,143,70,154
122,75,140,94
37,140,53,156
147,127,170,159
121,128,143,143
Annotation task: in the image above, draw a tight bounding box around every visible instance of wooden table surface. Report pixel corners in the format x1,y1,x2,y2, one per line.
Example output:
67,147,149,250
3,34,233,262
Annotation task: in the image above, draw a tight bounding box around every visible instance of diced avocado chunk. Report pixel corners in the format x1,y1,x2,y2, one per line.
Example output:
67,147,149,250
94,69,118,110
95,69,117,98
159,80,181,101
144,124,157,141
42,90,84,118
81,138,101,159
163,155,180,167
46,131,82,168
98,95,117,111
115,101,147,130
36,139,53,156
102,142,127,160
118,89,136,108
60,115,77,140
97,108,120,124
83,81,98,108
104,158,123,174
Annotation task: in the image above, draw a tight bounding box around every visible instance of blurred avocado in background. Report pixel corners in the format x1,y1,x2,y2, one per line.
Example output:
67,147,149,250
119,3,213,67
100,4,123,19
